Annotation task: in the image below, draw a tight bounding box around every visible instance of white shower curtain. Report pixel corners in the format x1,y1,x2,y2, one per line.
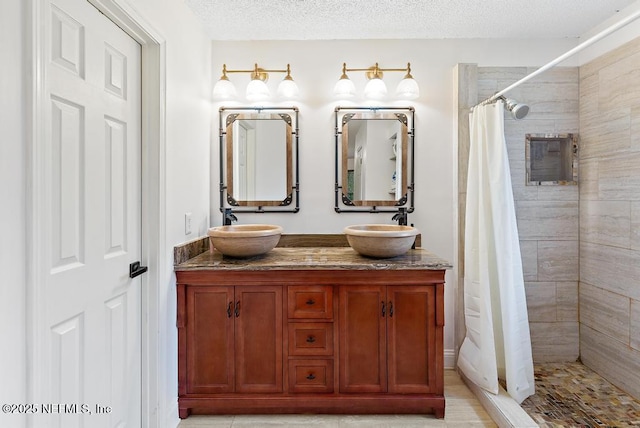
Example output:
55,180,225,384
457,100,535,404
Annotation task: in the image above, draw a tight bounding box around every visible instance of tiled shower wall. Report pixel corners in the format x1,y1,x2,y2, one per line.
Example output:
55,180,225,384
456,64,580,363
578,36,640,399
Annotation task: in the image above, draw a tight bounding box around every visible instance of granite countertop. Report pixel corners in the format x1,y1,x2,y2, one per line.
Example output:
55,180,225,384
174,247,452,271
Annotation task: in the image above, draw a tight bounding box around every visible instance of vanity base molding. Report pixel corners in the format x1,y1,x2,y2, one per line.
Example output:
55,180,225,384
179,395,445,418
175,248,450,420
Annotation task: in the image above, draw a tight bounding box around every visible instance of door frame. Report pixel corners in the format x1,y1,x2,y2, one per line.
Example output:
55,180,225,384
26,0,166,426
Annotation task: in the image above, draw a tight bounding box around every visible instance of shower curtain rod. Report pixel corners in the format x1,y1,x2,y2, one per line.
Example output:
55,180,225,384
476,7,640,107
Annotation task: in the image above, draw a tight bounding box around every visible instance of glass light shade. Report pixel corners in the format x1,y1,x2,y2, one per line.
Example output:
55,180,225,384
212,78,237,100
245,78,270,101
395,77,420,100
333,77,356,98
277,78,299,99
364,77,387,100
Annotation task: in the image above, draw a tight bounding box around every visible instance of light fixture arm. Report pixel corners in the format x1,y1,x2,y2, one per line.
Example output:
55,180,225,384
342,62,413,76
221,63,293,80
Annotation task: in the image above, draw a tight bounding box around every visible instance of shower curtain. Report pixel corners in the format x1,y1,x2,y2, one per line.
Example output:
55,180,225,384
457,100,535,404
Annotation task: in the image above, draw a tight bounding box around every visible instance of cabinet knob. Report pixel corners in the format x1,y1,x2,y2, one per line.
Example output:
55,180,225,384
306,373,316,380
306,335,316,343
235,300,240,317
227,302,232,318
306,298,315,305
389,301,394,318
381,301,386,317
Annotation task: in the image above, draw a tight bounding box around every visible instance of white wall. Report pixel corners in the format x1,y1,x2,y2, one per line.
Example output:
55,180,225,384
0,1,26,427
125,0,212,425
0,1,210,427
210,38,579,366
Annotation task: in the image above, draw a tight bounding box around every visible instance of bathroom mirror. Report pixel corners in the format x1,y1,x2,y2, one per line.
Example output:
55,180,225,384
334,107,414,213
219,106,299,213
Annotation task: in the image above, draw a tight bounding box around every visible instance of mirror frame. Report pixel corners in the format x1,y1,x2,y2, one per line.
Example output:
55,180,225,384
219,106,299,215
334,106,415,214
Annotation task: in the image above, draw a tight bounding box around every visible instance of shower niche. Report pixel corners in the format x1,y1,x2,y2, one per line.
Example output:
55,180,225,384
525,133,578,185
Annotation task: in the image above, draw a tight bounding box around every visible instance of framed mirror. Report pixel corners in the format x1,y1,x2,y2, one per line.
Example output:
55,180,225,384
334,106,414,214
219,106,299,214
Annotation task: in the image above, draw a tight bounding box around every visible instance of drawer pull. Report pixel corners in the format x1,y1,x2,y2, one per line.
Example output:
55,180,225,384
306,298,315,305
306,373,316,380
227,302,232,318
306,335,316,343
389,301,394,318
235,300,240,317
381,301,386,317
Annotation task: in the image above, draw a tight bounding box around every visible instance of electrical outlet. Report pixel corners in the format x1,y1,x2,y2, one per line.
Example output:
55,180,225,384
185,212,192,235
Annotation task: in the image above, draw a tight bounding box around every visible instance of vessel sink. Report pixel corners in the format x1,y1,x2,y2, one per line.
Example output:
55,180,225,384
344,224,419,258
208,224,283,257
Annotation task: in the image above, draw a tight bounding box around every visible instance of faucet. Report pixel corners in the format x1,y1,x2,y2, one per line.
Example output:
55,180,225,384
223,208,238,226
392,208,408,226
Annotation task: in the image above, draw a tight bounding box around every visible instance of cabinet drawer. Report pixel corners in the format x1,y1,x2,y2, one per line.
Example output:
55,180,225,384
288,322,333,356
288,359,334,393
288,285,333,319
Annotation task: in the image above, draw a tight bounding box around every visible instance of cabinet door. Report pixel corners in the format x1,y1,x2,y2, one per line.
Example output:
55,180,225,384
339,285,386,393
387,285,436,393
235,285,283,393
186,286,234,394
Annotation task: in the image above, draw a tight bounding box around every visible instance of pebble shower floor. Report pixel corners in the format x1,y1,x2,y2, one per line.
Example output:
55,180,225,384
520,362,640,427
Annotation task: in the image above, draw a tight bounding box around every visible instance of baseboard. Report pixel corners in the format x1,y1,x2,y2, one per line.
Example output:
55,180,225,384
444,349,455,369
458,371,538,428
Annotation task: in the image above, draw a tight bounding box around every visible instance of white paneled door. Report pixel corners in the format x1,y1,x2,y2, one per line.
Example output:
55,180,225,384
34,0,142,426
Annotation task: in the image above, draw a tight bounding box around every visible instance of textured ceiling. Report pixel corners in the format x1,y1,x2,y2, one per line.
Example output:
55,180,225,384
185,0,637,41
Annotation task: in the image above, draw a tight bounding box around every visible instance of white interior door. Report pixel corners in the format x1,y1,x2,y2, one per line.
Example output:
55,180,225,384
34,0,142,426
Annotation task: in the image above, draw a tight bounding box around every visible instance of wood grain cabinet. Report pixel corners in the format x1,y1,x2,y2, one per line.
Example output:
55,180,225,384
340,285,438,394
176,267,446,419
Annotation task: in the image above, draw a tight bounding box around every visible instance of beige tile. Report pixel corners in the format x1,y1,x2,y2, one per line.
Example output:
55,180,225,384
577,157,599,201
537,240,579,282
579,282,630,343
580,200,631,248
581,323,640,399
509,160,537,202
580,241,640,300
556,282,578,322
631,202,640,251
599,151,640,200
338,415,444,428
631,106,640,150
581,108,632,159
177,415,233,427
598,51,640,112
631,299,640,353
444,399,495,424
520,241,538,281
232,415,341,427
530,321,579,363
515,201,579,240
536,183,579,201
524,282,556,322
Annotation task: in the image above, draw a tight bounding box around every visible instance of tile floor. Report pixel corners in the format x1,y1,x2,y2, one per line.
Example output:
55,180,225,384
177,370,496,427
521,362,640,427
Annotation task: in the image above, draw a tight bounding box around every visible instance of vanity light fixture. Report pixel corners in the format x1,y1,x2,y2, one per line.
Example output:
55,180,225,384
212,63,299,101
334,62,420,100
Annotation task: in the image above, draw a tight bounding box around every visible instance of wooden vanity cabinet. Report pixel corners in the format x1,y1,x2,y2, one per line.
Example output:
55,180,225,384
176,267,445,419
182,284,282,397
339,285,437,394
